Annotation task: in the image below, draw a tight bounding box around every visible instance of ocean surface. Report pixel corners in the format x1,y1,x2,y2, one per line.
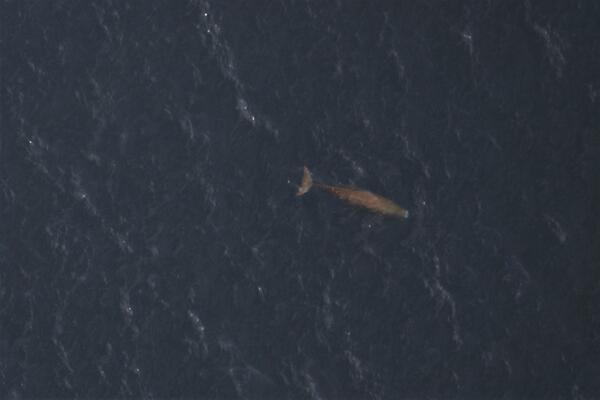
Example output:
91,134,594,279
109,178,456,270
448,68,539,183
2,1,600,398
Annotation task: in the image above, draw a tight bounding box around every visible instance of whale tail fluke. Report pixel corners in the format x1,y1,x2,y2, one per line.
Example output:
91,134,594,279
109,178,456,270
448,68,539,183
296,166,313,196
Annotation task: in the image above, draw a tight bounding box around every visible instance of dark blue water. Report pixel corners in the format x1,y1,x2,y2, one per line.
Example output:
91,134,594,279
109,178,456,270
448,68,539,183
2,1,600,398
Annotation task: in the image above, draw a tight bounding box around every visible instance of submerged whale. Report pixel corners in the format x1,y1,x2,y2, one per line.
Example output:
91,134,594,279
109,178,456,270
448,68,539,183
296,166,409,218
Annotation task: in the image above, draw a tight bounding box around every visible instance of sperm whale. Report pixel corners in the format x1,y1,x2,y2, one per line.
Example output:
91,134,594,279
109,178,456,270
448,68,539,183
296,166,409,218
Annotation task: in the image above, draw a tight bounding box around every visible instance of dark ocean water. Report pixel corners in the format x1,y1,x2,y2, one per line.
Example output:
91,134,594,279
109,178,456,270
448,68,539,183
2,1,600,399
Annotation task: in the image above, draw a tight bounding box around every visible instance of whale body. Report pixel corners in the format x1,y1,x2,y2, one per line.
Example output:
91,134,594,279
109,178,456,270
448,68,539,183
296,167,409,219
